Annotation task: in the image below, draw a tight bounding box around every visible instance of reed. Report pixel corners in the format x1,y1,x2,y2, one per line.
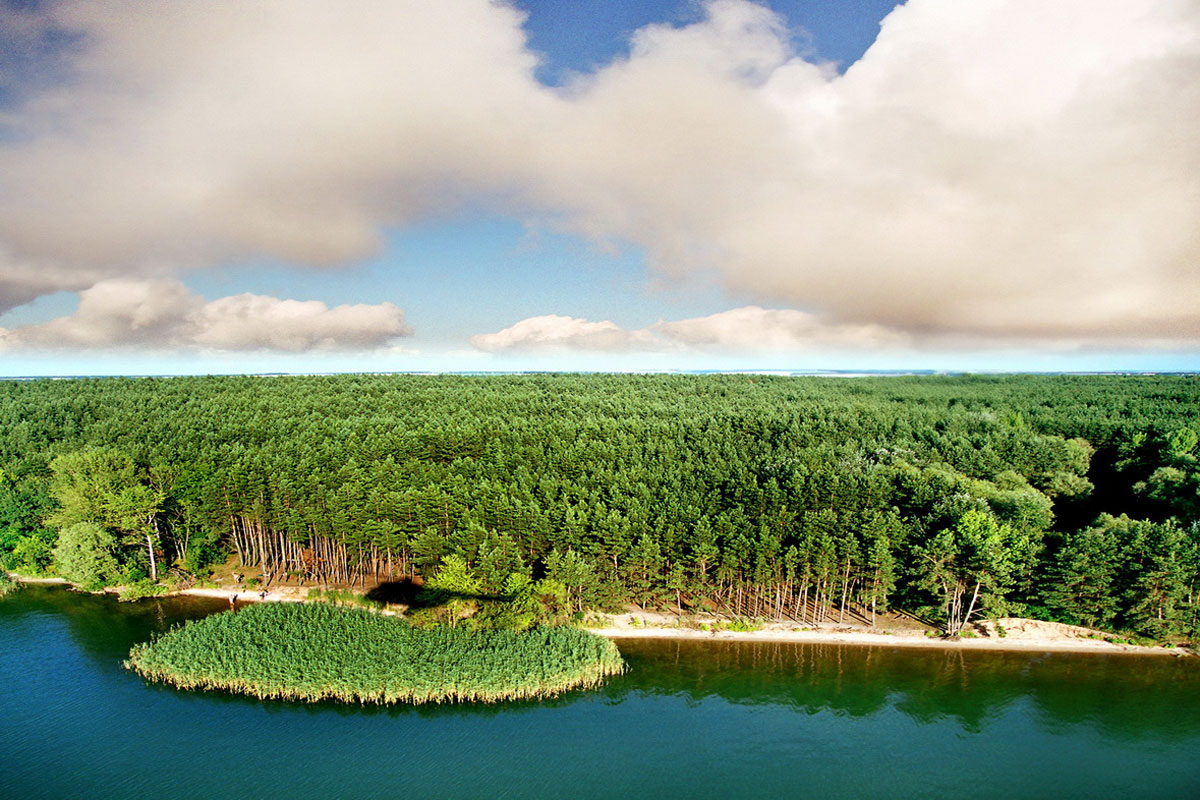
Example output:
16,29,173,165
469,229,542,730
126,602,624,704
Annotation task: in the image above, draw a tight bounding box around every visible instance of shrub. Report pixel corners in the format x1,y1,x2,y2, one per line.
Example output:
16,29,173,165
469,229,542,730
118,579,168,602
722,618,762,633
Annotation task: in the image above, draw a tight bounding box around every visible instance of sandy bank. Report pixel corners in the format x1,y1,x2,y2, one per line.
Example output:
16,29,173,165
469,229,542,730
12,573,1189,657
178,586,309,604
587,613,1193,657
7,574,68,584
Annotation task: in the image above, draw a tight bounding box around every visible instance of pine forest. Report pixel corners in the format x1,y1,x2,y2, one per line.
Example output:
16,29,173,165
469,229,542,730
2,373,1197,639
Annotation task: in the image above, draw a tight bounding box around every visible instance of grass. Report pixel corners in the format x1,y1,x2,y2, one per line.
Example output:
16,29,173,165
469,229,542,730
0,572,19,597
126,602,625,704
720,618,763,633
306,587,383,610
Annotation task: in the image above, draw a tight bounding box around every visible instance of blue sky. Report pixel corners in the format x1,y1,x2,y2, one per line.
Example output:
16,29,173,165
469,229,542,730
0,0,1196,375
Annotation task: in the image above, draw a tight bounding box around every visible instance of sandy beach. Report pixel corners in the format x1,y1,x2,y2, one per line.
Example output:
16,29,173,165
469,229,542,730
587,612,1193,656
181,585,309,604
10,573,1190,657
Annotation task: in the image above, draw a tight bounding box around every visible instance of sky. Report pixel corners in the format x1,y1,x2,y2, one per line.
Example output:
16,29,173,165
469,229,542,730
0,0,1197,376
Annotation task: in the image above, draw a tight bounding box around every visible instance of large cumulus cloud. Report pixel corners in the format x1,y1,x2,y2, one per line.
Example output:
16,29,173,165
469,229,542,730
0,0,1197,348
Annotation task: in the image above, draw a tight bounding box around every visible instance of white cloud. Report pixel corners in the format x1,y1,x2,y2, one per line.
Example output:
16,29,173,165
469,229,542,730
470,315,661,353
0,0,547,286
0,279,409,352
190,293,410,352
0,0,1197,347
471,306,911,354
653,306,909,351
531,0,1200,343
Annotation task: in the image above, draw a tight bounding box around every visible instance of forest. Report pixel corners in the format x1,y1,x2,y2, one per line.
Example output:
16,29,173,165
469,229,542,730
1,373,1197,638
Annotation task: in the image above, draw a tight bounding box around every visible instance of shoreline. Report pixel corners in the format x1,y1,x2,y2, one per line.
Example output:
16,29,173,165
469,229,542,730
176,586,309,604
589,624,1190,657
11,574,1191,658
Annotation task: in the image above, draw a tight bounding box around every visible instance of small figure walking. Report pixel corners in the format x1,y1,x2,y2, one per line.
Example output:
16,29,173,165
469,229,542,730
259,590,267,601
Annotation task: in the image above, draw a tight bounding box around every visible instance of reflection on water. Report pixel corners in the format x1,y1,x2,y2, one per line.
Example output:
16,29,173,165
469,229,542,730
3,585,1199,800
604,638,1200,741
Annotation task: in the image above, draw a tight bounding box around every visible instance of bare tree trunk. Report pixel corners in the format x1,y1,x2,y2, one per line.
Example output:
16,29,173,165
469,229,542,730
146,531,158,582
962,581,982,633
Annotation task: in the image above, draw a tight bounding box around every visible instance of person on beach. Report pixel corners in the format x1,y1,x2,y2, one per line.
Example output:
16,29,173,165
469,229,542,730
259,590,266,601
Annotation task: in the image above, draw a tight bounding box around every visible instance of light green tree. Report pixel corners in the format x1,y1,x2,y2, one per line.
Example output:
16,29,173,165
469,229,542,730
917,509,1023,635
52,522,120,590
47,450,164,581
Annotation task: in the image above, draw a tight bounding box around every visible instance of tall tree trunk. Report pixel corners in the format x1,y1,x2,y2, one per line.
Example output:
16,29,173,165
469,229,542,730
961,581,982,634
146,531,158,582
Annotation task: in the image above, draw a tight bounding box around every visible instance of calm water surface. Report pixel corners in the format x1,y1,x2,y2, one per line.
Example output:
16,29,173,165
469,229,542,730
2,585,1199,799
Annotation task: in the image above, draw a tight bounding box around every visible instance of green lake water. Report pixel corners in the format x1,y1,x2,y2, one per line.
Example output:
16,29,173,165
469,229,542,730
2,585,1198,799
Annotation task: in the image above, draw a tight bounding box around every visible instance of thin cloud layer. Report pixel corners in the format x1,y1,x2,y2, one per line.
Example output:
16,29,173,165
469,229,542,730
471,307,910,354
0,279,410,352
0,0,1197,348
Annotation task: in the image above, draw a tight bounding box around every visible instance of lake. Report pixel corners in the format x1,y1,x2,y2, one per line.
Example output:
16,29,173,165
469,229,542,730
2,585,1198,799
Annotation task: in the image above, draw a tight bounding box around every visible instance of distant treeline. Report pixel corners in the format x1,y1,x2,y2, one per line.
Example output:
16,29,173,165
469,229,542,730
1,374,1197,637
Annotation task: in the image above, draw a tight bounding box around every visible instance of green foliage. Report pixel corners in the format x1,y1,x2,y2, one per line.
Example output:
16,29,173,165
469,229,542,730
182,528,227,576
47,449,165,580
126,602,624,704
0,373,1195,639
1043,514,1197,638
719,618,763,632
9,531,55,575
307,588,383,610
52,522,120,589
118,578,168,602
915,509,1031,634
0,571,18,596
425,553,482,596
417,554,556,630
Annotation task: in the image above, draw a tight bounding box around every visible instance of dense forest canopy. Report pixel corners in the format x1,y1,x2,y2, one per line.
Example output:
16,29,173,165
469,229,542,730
1,374,1197,637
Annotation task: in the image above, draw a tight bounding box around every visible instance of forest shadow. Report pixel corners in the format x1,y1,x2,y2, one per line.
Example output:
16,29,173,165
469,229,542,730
364,580,423,606
364,580,508,609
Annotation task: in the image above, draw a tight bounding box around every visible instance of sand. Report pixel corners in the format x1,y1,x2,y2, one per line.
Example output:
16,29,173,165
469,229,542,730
586,612,1193,657
10,572,1190,657
180,585,309,604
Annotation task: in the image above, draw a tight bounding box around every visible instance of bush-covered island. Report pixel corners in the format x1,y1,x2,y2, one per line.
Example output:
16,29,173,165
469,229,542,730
127,602,624,704
3,373,1199,641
